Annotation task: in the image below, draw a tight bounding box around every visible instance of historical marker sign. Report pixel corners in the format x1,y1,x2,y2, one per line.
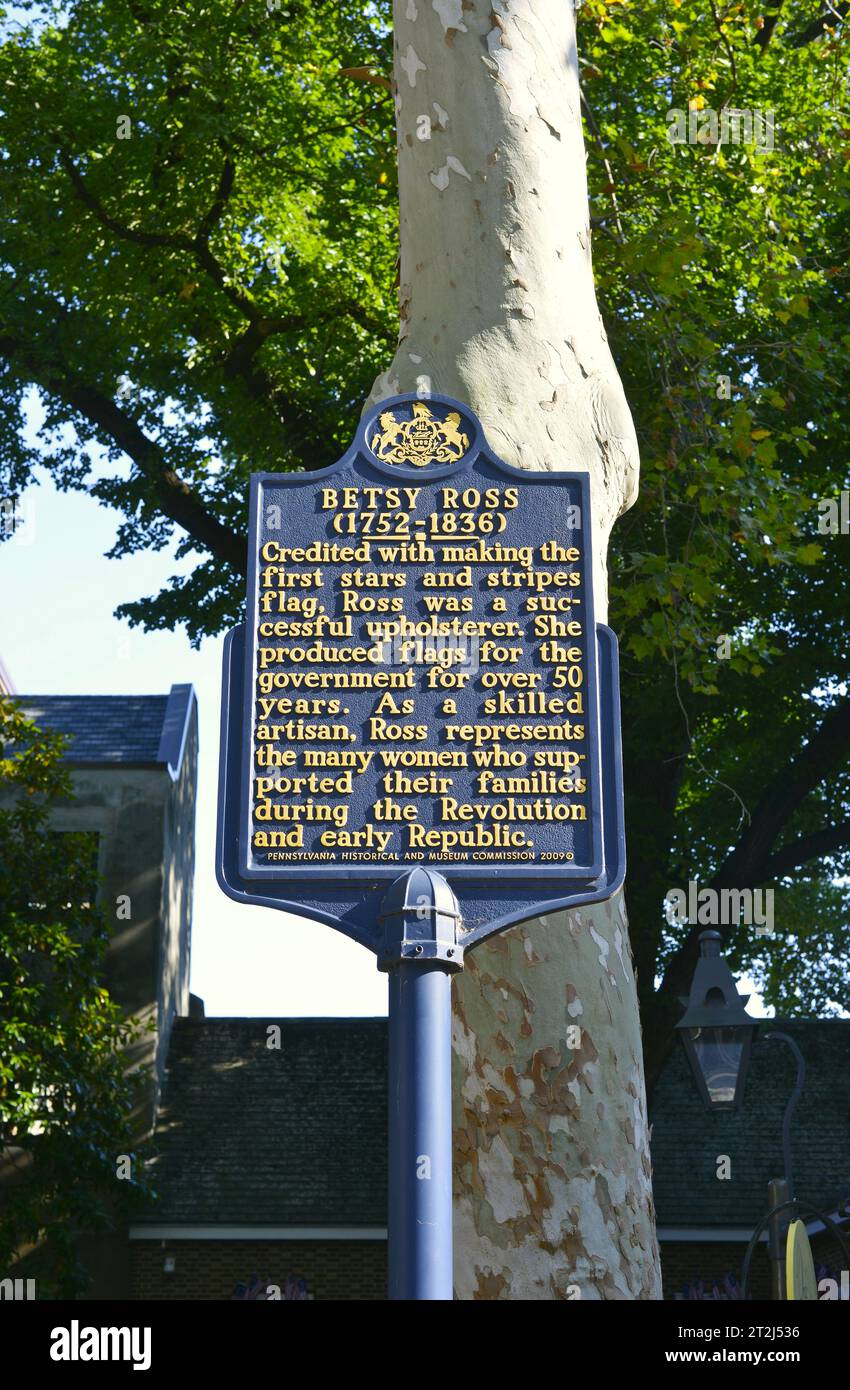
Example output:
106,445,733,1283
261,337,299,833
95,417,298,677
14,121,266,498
217,394,625,949
217,392,628,1300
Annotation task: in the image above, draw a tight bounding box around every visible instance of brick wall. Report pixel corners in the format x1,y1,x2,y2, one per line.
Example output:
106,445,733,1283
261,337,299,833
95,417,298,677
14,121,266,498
661,1241,771,1299
131,1239,386,1300
660,1233,844,1301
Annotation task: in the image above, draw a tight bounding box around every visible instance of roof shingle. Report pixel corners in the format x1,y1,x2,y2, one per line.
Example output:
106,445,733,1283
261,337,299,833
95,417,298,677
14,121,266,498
139,1016,849,1232
139,1018,388,1226
650,1019,850,1227
17,694,168,763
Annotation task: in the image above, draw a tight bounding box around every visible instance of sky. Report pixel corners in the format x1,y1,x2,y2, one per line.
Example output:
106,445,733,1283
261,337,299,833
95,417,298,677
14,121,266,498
0,430,388,1019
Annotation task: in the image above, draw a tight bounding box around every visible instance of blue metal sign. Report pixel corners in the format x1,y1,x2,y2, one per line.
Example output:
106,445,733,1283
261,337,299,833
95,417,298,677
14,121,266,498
217,393,628,1299
217,393,625,954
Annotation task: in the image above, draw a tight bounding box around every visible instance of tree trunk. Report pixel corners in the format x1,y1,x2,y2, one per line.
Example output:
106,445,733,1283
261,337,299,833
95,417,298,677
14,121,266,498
371,0,660,1299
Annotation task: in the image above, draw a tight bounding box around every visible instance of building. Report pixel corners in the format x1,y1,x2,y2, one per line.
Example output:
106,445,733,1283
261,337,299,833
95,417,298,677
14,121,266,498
2,685,198,1298
11,687,198,1135
132,1014,849,1301
130,1017,388,1300
650,1019,850,1299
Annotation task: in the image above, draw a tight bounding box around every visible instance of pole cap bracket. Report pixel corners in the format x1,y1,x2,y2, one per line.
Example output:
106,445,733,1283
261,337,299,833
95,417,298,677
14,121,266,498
377,868,464,972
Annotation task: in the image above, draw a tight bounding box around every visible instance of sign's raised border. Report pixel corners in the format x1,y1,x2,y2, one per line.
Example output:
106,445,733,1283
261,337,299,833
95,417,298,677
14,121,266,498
217,620,626,953
237,393,604,886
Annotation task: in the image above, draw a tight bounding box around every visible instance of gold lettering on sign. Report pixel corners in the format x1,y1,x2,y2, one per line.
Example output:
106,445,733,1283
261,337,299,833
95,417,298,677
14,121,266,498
248,469,592,868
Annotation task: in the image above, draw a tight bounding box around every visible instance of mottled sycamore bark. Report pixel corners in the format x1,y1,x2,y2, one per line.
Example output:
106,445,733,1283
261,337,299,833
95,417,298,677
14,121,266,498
370,0,660,1299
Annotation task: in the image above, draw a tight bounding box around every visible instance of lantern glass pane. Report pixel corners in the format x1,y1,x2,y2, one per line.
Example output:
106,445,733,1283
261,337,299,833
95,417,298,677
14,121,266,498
689,1026,744,1106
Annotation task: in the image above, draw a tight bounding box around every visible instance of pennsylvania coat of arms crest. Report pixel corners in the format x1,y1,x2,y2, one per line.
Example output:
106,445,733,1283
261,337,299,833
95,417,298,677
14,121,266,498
370,400,470,467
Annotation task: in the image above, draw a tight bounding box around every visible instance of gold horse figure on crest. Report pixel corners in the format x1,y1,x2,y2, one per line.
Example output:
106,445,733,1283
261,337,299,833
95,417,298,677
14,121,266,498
371,400,469,467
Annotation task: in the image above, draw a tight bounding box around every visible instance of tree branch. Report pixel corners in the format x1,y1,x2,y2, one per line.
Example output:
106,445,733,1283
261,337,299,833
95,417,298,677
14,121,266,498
0,333,246,576
761,819,850,880
218,300,393,395
63,388,247,575
709,696,850,890
59,143,395,405
754,0,787,49
58,147,189,251
196,155,236,244
709,0,738,88
643,697,850,1092
58,145,262,324
787,1,850,46
339,65,392,92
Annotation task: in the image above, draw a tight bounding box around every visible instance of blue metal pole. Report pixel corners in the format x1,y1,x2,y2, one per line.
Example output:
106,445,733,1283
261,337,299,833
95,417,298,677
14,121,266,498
379,868,462,1301
388,960,454,1300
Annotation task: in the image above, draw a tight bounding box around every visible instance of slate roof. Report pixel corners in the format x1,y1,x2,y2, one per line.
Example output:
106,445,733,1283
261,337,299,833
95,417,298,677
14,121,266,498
137,1016,849,1232
138,1018,388,1227
650,1019,850,1228
15,686,194,774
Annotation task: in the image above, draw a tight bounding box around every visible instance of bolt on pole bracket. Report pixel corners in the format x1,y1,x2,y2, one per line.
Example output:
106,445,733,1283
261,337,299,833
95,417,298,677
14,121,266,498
377,867,465,972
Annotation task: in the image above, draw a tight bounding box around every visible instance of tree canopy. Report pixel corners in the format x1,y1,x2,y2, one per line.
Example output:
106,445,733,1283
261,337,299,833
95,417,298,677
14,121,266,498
0,0,847,1076
580,0,850,1070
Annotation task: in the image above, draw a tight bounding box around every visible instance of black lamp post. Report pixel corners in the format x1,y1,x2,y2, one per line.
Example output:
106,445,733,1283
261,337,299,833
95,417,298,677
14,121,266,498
675,929,758,1111
676,929,850,1298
